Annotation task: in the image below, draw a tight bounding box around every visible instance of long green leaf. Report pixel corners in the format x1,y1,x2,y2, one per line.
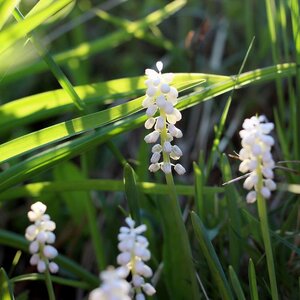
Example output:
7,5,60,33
248,259,259,300
0,74,218,133
0,268,15,300
0,0,20,30
0,0,74,55
13,7,85,110
229,266,246,300
1,62,296,164
0,77,204,163
191,211,233,300
1,0,186,82
0,64,296,192
0,76,145,133
0,115,143,192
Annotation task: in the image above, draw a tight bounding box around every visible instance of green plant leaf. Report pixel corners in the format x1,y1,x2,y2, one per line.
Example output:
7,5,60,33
0,268,15,300
0,0,74,55
229,265,246,300
248,259,259,300
191,211,233,300
2,0,187,83
0,0,20,30
0,77,204,163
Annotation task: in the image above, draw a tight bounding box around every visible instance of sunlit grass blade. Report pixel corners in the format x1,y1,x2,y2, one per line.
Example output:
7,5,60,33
0,0,74,55
191,211,233,300
0,0,20,30
1,62,296,165
0,267,15,300
0,78,204,163
0,115,143,192
0,76,146,133
176,63,296,111
13,7,85,110
26,0,75,23
0,74,208,133
2,0,186,83
229,266,246,300
248,259,259,300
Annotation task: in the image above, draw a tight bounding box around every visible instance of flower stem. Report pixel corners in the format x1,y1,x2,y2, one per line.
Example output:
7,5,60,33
45,268,56,300
256,165,278,300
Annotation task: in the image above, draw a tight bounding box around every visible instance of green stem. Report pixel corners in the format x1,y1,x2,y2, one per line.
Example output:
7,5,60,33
45,268,56,300
256,164,278,300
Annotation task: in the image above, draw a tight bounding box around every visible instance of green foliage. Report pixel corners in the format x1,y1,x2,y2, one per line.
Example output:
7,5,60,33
0,0,299,299
0,268,15,300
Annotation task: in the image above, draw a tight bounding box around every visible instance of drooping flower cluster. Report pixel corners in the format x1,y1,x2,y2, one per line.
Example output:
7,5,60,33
25,201,59,273
117,217,156,300
89,267,131,300
238,115,276,203
143,61,186,175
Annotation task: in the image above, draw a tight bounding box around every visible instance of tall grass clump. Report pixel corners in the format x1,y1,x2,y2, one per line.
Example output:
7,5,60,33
0,0,299,299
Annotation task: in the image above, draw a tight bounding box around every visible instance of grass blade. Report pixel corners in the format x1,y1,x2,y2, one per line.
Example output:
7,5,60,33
2,0,186,82
229,265,246,300
0,0,74,55
0,0,20,30
191,211,233,300
0,78,204,163
12,7,85,110
0,268,15,300
248,259,259,300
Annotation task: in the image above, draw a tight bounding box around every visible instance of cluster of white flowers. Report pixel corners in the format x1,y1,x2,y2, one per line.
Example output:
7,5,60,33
25,202,59,273
239,115,276,203
117,217,156,300
143,61,186,175
89,267,131,300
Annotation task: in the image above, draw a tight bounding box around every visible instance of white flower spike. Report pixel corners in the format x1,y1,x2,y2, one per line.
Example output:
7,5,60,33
89,267,131,300
25,201,59,273
143,61,186,175
238,115,276,203
117,217,156,299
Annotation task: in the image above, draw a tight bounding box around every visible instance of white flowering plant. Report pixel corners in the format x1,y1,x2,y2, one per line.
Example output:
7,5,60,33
0,1,299,300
